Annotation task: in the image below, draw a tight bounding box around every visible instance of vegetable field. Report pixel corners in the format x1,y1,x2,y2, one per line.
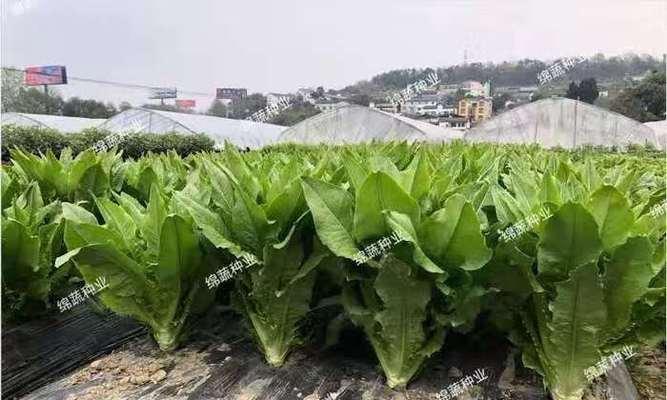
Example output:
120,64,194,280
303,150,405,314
2,142,665,400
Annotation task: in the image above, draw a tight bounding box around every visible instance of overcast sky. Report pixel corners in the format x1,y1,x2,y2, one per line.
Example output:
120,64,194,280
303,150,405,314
2,0,665,110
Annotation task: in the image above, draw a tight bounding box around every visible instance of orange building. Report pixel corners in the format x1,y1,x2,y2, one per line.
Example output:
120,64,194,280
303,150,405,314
457,97,493,123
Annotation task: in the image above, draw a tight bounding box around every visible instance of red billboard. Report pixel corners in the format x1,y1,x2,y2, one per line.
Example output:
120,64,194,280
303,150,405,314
176,99,196,108
24,65,68,86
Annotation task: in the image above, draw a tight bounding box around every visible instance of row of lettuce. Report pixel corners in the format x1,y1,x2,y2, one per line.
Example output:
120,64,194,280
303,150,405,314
2,142,665,400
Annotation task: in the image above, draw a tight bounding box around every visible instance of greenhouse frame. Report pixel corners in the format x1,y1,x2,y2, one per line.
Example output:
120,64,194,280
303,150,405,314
1,112,105,132
98,108,286,149
278,104,464,144
464,98,663,149
645,120,667,149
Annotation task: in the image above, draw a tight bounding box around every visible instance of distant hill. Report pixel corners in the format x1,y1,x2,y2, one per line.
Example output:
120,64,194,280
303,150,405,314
338,53,665,98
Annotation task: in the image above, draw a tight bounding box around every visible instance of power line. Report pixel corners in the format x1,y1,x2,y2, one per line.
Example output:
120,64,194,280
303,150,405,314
1,66,213,97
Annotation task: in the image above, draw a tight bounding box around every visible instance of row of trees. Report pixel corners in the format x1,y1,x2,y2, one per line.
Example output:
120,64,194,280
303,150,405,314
205,94,321,125
358,53,663,92
2,68,129,118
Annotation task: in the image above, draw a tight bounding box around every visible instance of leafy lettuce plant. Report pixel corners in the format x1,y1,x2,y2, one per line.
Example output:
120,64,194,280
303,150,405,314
174,147,330,366
485,179,665,400
1,167,24,210
57,185,217,351
302,149,492,388
121,150,187,203
1,182,70,320
9,148,122,204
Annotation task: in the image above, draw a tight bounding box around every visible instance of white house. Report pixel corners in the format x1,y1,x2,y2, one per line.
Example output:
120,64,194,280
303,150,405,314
403,94,455,117
403,94,440,115
296,88,316,104
266,93,294,107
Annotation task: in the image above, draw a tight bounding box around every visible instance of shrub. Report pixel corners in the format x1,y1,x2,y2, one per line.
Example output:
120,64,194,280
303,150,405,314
1,125,69,161
1,125,215,161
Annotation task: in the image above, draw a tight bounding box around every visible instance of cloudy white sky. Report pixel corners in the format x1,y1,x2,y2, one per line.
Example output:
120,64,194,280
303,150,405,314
2,0,665,110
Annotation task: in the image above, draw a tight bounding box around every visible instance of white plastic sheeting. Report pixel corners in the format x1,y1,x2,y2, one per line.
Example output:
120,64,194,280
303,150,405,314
98,108,286,149
1,112,105,132
464,98,661,149
644,120,667,150
278,105,463,144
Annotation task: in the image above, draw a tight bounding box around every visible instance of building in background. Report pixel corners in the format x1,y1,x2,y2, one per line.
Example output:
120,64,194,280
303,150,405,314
437,83,460,96
296,87,316,103
408,102,456,117
460,80,490,97
439,116,471,130
495,86,538,104
369,102,399,114
403,93,441,115
457,97,493,123
266,93,294,107
216,88,247,104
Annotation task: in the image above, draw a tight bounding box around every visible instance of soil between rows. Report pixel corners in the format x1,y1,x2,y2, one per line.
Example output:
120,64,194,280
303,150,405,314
4,304,663,400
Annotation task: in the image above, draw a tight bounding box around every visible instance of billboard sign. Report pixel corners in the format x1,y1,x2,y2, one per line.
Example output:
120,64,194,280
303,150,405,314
176,99,196,108
24,65,68,86
216,88,247,101
148,87,177,99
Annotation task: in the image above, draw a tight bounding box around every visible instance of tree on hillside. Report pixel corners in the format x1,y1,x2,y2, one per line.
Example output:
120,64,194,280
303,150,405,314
609,92,647,121
225,93,267,119
311,86,325,99
207,100,228,117
269,98,320,126
565,78,599,104
341,53,664,101
610,71,666,122
578,78,599,104
635,71,666,118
